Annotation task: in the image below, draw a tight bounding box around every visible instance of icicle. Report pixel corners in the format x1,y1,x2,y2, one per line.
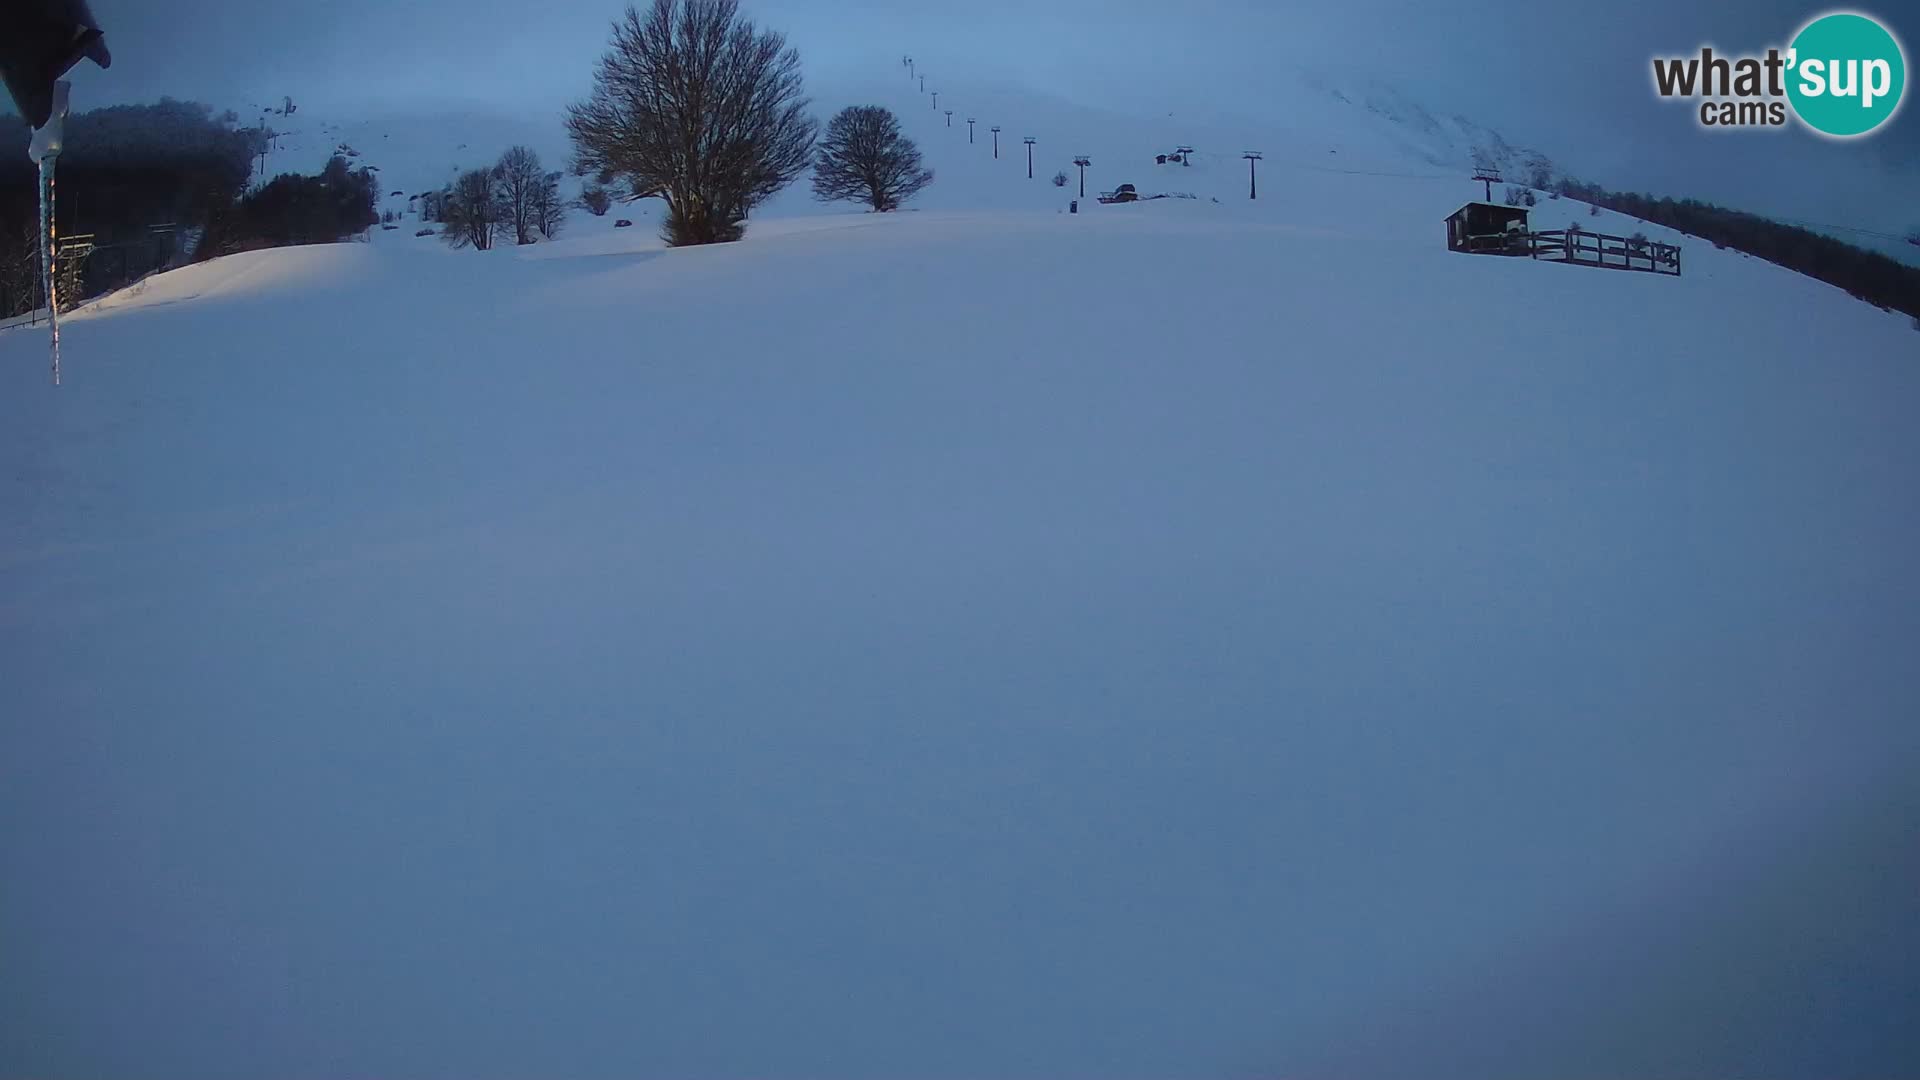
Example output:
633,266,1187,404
39,157,60,386
28,81,72,387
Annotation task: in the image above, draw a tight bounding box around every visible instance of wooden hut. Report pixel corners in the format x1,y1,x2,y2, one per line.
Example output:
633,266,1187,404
1445,202,1531,254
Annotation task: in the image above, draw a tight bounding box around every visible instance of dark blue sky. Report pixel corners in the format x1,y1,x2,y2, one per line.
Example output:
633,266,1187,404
74,0,1918,238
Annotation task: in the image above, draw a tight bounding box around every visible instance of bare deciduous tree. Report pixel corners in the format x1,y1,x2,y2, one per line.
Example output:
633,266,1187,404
1522,152,1554,190
811,105,933,213
495,145,545,245
566,0,817,246
532,170,566,239
580,183,613,216
442,167,502,250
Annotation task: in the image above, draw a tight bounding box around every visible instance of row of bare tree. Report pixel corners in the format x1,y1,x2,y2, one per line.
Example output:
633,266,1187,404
567,0,933,247
440,146,566,251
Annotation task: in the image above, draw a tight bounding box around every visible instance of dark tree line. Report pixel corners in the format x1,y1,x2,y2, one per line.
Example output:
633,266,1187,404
1557,178,1920,320
197,154,379,258
812,106,932,212
0,99,392,313
0,99,264,241
567,0,816,246
0,99,265,313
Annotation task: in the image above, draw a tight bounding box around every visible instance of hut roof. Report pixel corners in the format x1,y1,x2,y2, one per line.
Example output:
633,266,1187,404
1445,201,1531,221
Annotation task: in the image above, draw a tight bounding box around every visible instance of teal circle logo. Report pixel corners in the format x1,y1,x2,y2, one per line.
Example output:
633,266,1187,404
1786,12,1906,137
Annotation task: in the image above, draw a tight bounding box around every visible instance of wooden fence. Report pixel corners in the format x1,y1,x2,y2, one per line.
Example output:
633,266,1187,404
1525,229,1681,276
1455,228,1681,276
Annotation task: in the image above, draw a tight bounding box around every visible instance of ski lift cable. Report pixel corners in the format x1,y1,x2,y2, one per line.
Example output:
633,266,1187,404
1181,147,1453,182
904,59,1909,248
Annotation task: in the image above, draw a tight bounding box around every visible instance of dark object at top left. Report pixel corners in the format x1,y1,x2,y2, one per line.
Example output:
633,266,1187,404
1,0,111,129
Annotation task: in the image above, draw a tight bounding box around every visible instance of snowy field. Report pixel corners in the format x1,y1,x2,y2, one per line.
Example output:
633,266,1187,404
3,81,1919,1080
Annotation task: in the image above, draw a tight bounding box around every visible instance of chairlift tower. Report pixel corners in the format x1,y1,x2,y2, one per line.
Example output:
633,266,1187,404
1472,166,1503,202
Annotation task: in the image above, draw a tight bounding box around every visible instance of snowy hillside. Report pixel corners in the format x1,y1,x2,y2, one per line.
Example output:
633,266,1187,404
775,73,1499,217
4,72,1918,1080
232,98,577,237
240,100,571,195
1303,74,1559,176
228,72,1562,241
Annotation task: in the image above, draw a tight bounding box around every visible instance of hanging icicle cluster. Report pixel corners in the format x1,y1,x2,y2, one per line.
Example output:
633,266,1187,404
38,155,61,385
3,0,111,387
25,80,71,385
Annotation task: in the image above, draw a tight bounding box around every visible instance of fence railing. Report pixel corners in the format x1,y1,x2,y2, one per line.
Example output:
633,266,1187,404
1526,229,1682,276
1456,228,1682,276
2,227,181,325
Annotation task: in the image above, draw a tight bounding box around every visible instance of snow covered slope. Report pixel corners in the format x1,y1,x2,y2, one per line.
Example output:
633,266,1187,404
778,72,1478,218
3,74,1918,1080
242,71,1557,238
243,101,572,195
1305,75,1559,177
230,99,578,238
